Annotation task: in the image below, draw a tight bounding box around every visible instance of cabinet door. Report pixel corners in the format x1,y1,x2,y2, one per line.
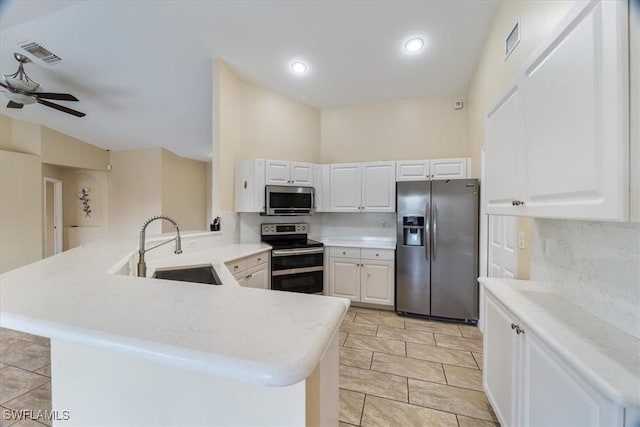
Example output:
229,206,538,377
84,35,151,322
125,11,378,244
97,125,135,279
265,160,291,185
520,327,620,427
329,257,361,301
430,158,468,180
485,83,524,214
396,160,430,181
360,260,394,306
245,265,269,289
290,162,314,186
520,0,628,221
362,162,395,212
329,164,362,212
484,294,519,427
631,0,639,223
234,159,265,212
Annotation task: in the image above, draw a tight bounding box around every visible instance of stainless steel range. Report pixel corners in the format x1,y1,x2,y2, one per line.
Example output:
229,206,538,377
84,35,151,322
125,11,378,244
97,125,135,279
261,223,324,294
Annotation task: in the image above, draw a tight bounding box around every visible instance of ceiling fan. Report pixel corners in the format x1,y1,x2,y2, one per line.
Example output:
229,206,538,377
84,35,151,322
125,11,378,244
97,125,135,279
0,53,86,117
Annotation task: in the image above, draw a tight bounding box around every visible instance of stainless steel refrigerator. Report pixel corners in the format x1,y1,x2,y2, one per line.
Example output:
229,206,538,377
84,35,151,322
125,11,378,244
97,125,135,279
396,179,479,322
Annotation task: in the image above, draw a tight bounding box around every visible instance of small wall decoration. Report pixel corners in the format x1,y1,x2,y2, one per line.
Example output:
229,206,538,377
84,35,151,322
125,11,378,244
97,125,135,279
77,188,92,217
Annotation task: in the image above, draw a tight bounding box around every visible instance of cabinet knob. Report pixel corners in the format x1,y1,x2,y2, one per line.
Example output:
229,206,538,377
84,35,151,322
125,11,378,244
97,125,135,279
234,266,239,270
512,200,525,206
244,181,248,189
516,326,525,335
511,323,517,329
257,258,262,262
375,253,379,257
342,251,346,255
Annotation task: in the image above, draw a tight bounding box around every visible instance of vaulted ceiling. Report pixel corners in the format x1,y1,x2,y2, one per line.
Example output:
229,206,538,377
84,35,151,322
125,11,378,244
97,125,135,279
0,0,498,160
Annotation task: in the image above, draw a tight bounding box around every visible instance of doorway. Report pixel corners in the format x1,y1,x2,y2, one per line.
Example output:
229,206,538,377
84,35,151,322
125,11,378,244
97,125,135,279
44,177,63,257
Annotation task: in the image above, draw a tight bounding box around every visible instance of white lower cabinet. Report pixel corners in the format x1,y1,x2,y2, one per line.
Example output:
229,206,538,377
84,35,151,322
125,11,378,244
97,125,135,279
484,292,623,427
328,247,394,306
330,258,361,300
226,251,270,289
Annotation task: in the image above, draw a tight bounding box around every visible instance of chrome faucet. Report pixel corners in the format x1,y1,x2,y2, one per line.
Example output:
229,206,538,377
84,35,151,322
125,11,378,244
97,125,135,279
137,215,182,277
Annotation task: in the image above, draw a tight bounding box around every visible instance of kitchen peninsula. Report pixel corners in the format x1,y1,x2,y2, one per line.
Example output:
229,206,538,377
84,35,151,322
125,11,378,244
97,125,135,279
0,232,348,426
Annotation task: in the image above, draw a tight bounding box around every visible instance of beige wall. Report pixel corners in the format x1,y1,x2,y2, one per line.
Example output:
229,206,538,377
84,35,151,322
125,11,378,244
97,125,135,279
466,0,575,278
214,59,321,212
0,151,42,273
160,149,208,233
108,148,163,239
41,127,109,171
0,114,41,155
321,95,467,163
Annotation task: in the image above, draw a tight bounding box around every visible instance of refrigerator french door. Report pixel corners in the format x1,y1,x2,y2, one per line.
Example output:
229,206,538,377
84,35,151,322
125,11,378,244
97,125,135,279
396,179,479,322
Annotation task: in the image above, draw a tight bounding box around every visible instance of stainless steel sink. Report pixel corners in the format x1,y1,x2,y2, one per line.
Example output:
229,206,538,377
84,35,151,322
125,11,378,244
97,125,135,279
152,265,222,285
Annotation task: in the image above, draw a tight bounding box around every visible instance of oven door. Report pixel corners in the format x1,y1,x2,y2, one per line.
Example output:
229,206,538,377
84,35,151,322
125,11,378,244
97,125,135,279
271,247,324,293
272,268,323,293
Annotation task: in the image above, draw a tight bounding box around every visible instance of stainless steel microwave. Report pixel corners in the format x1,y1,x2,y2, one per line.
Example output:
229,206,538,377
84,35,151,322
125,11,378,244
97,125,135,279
264,185,315,216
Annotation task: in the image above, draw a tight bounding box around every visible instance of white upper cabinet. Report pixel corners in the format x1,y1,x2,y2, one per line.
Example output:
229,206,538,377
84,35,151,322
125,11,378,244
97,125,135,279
265,160,314,186
396,160,430,181
361,162,396,212
485,83,525,212
290,162,314,186
330,162,395,212
265,160,290,185
485,0,630,221
234,159,266,213
395,158,469,181
329,164,362,212
313,164,330,212
430,158,468,180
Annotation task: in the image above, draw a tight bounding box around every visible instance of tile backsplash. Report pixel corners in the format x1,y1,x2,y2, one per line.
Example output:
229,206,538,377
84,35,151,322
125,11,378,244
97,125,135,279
530,219,640,338
239,212,396,243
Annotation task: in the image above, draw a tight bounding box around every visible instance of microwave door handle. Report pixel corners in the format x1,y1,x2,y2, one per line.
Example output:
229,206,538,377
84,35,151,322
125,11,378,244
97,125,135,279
311,190,316,210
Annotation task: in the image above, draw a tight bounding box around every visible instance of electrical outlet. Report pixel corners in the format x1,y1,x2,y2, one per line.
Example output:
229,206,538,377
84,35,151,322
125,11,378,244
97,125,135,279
518,231,525,249
188,240,196,248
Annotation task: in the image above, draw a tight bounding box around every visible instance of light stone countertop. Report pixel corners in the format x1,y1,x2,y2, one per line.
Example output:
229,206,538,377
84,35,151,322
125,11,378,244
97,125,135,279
479,277,640,408
0,234,349,386
320,238,396,250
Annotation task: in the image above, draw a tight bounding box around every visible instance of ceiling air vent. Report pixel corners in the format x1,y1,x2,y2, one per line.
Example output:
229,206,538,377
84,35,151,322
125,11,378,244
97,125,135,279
19,42,62,65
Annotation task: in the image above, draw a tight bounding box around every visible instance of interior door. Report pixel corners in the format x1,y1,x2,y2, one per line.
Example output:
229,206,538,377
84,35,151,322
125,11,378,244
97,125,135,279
429,179,479,320
488,215,517,279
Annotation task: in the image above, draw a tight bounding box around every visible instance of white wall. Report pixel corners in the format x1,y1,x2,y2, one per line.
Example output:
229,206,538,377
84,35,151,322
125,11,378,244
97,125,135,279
530,220,640,339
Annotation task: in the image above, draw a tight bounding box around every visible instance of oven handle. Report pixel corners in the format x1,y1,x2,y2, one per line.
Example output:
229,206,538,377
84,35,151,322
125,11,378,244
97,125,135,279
271,248,325,257
272,266,324,276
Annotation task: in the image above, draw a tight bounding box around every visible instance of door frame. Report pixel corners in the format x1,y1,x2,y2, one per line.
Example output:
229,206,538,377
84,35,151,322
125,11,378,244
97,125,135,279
44,177,63,255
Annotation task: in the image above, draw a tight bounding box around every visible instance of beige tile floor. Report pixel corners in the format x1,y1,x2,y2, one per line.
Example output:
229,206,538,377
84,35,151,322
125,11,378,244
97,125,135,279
0,308,498,427
339,306,498,427
0,328,51,427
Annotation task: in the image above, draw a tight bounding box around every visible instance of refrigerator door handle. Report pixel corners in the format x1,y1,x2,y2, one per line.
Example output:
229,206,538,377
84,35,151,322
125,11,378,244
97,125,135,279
425,202,430,261
432,203,438,261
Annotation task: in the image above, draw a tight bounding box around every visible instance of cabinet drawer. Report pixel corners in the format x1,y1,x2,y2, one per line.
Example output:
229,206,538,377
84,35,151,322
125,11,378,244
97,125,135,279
247,252,268,268
226,258,248,274
361,248,394,261
329,247,361,258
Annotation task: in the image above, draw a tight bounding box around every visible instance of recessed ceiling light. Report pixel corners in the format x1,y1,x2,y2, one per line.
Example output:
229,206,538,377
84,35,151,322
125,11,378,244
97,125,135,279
291,61,307,74
405,37,424,53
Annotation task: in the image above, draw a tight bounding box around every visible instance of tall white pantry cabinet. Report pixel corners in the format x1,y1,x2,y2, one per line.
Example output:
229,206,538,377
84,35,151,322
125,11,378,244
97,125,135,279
485,0,634,222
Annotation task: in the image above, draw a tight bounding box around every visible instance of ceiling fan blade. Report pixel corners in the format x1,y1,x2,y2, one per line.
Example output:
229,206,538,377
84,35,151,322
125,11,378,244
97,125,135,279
0,80,11,90
6,101,24,109
37,98,86,117
30,92,79,101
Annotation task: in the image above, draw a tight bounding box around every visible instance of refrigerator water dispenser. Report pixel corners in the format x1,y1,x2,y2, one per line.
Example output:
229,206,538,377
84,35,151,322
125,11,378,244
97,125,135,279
402,216,424,246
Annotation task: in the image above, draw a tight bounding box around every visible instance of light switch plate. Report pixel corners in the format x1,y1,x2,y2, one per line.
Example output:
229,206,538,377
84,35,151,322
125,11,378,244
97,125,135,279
518,231,525,249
